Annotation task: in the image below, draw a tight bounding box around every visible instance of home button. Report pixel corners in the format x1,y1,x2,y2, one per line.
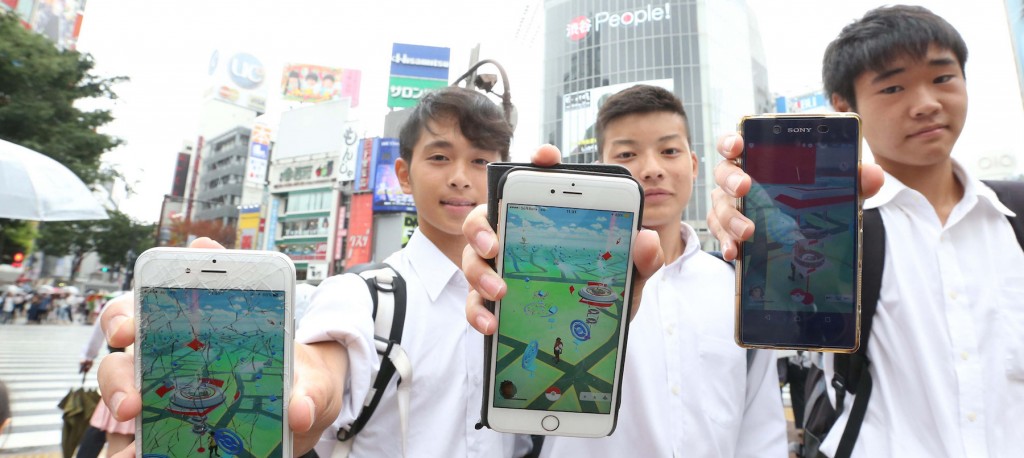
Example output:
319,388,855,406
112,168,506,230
541,415,559,432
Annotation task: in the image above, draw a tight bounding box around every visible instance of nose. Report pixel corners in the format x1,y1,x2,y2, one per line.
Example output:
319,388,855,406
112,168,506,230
448,162,471,189
637,154,665,181
909,85,941,118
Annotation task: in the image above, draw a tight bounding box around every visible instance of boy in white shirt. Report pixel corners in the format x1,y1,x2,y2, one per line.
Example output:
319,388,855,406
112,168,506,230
462,85,788,456
708,5,1024,457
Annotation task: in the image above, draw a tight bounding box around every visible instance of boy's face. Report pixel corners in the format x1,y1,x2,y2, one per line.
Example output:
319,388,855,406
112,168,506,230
601,111,696,232
395,117,499,241
832,45,967,173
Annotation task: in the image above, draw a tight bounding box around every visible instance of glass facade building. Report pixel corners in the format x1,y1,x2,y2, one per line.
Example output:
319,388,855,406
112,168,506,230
542,0,770,246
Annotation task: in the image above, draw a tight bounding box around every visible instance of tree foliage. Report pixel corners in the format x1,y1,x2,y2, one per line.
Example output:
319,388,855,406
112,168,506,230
36,210,155,281
167,219,237,248
0,12,126,185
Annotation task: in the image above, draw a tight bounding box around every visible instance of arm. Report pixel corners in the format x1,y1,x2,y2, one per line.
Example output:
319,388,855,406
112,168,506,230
734,349,788,458
79,318,106,373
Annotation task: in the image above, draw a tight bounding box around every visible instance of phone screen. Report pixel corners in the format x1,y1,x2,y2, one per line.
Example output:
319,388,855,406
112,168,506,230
138,287,287,457
739,116,860,350
494,203,634,414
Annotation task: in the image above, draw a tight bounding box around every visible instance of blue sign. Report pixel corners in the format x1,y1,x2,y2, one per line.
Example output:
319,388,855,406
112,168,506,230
373,138,416,213
265,198,280,250
389,43,451,81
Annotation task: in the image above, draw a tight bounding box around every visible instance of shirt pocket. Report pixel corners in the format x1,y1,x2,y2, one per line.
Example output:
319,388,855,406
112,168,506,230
697,335,746,426
1001,274,1024,382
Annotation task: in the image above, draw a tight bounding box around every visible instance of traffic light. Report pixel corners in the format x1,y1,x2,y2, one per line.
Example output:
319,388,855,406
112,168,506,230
11,252,23,268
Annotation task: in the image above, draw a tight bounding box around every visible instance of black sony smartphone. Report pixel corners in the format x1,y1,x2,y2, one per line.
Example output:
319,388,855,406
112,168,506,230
736,114,863,352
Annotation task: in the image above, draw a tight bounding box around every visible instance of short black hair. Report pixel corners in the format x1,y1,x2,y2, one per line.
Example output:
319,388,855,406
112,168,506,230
596,85,689,154
823,5,967,111
305,73,319,82
398,87,512,164
323,74,335,83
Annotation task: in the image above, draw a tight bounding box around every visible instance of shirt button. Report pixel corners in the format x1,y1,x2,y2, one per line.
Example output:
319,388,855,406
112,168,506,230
671,385,680,396
967,413,977,422
949,291,958,300
961,352,969,361
666,325,674,335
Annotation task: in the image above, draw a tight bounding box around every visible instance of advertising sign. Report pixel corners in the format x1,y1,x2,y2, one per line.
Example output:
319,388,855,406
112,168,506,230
29,0,85,50
269,156,335,190
387,76,449,109
354,138,379,193
1008,0,1024,109
402,213,418,247
775,90,831,114
390,43,451,81
338,121,361,182
334,206,347,260
345,194,374,269
236,208,261,250
566,3,672,41
265,198,280,250
206,49,268,113
246,124,272,185
373,138,415,212
171,152,191,197
561,79,673,157
281,63,362,106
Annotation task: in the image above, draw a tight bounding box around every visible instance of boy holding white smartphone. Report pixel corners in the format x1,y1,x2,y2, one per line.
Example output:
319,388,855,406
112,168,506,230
463,85,788,456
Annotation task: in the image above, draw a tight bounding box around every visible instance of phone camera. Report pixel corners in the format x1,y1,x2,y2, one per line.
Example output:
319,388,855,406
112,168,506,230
550,189,555,194
212,259,217,264
817,125,829,133
772,125,782,134
185,268,191,274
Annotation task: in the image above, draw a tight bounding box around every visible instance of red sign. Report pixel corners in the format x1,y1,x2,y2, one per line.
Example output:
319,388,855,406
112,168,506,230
566,16,591,41
334,206,348,261
345,194,374,269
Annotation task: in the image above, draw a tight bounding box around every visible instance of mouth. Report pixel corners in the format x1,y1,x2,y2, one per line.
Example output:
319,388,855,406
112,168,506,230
441,198,476,208
907,124,947,138
644,189,671,198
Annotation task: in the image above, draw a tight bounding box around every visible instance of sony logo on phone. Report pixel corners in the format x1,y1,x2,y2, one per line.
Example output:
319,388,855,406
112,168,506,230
787,127,813,133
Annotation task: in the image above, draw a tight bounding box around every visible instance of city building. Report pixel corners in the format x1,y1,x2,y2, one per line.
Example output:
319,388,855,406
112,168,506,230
542,0,770,247
192,126,251,227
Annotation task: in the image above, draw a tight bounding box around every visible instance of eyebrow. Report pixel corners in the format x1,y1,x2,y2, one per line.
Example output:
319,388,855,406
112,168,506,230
610,133,683,146
871,57,959,84
422,139,453,150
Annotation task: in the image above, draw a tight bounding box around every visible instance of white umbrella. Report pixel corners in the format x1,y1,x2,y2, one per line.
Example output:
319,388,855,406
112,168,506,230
0,138,109,221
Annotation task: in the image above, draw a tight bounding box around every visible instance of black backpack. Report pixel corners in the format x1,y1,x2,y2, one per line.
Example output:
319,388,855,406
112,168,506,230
801,180,1024,458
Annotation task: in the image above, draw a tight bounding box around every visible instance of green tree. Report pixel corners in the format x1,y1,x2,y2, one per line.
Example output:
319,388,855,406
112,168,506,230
0,219,37,263
35,219,99,282
93,210,156,271
0,12,126,185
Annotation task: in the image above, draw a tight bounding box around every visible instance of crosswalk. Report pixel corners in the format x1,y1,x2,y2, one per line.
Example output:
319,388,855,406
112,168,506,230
0,323,104,456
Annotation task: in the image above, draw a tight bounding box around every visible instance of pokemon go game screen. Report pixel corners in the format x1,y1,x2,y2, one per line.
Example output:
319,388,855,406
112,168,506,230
138,288,286,457
494,204,634,414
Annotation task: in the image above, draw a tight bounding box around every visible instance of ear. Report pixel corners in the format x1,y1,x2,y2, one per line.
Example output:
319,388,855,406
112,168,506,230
689,149,699,179
831,93,852,112
395,157,413,194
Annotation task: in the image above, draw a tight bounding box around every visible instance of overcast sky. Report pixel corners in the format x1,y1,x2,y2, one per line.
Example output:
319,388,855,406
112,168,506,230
72,0,1024,223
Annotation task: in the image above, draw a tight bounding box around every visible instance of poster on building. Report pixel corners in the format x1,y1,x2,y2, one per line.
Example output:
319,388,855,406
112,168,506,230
373,138,415,212
354,138,379,193
402,213,418,247
206,49,269,114
265,198,280,250
387,43,451,108
561,79,673,157
29,0,85,50
337,120,361,183
345,194,374,269
236,208,261,250
334,206,347,261
281,63,362,106
1008,0,1024,109
246,124,272,184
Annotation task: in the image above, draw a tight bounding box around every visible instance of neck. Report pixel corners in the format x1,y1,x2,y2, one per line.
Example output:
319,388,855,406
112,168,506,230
651,220,684,264
418,227,467,269
878,157,963,225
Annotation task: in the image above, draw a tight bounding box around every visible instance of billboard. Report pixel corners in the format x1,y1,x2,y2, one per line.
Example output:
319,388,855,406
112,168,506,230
265,198,280,250
26,0,85,50
560,79,673,157
402,214,418,247
345,194,374,269
1008,0,1024,109
171,152,191,197
206,49,269,114
273,99,352,161
373,138,415,213
338,121,361,182
334,205,347,261
390,43,451,80
775,90,831,114
236,207,261,250
354,138,379,193
281,63,362,106
246,124,271,185
387,43,451,108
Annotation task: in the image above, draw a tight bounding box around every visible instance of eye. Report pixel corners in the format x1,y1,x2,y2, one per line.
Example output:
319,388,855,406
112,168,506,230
613,151,636,160
934,74,955,84
662,148,682,156
879,85,903,95
426,154,449,162
471,157,491,165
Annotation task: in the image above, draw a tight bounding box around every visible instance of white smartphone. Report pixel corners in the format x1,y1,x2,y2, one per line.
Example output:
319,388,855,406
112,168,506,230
133,248,295,457
486,169,643,437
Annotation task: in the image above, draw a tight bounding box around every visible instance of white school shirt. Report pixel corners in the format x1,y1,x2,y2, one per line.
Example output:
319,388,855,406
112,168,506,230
821,162,1024,457
541,224,787,458
297,229,527,458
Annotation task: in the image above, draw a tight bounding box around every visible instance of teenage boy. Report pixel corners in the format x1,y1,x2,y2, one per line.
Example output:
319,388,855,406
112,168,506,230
95,88,663,457
708,6,1024,457
462,85,788,456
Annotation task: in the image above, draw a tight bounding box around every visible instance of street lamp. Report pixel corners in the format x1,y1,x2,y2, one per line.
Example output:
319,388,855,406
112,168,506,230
451,59,518,132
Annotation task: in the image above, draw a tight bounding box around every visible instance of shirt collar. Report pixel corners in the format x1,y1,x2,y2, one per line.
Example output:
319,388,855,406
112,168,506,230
665,223,702,270
864,159,1015,217
404,228,466,302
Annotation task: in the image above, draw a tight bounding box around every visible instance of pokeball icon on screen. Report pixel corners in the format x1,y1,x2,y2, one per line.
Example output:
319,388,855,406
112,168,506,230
545,386,562,402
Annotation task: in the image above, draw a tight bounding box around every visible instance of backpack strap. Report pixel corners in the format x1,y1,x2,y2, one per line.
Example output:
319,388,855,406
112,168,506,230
334,263,411,457
982,180,1024,249
829,207,885,458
